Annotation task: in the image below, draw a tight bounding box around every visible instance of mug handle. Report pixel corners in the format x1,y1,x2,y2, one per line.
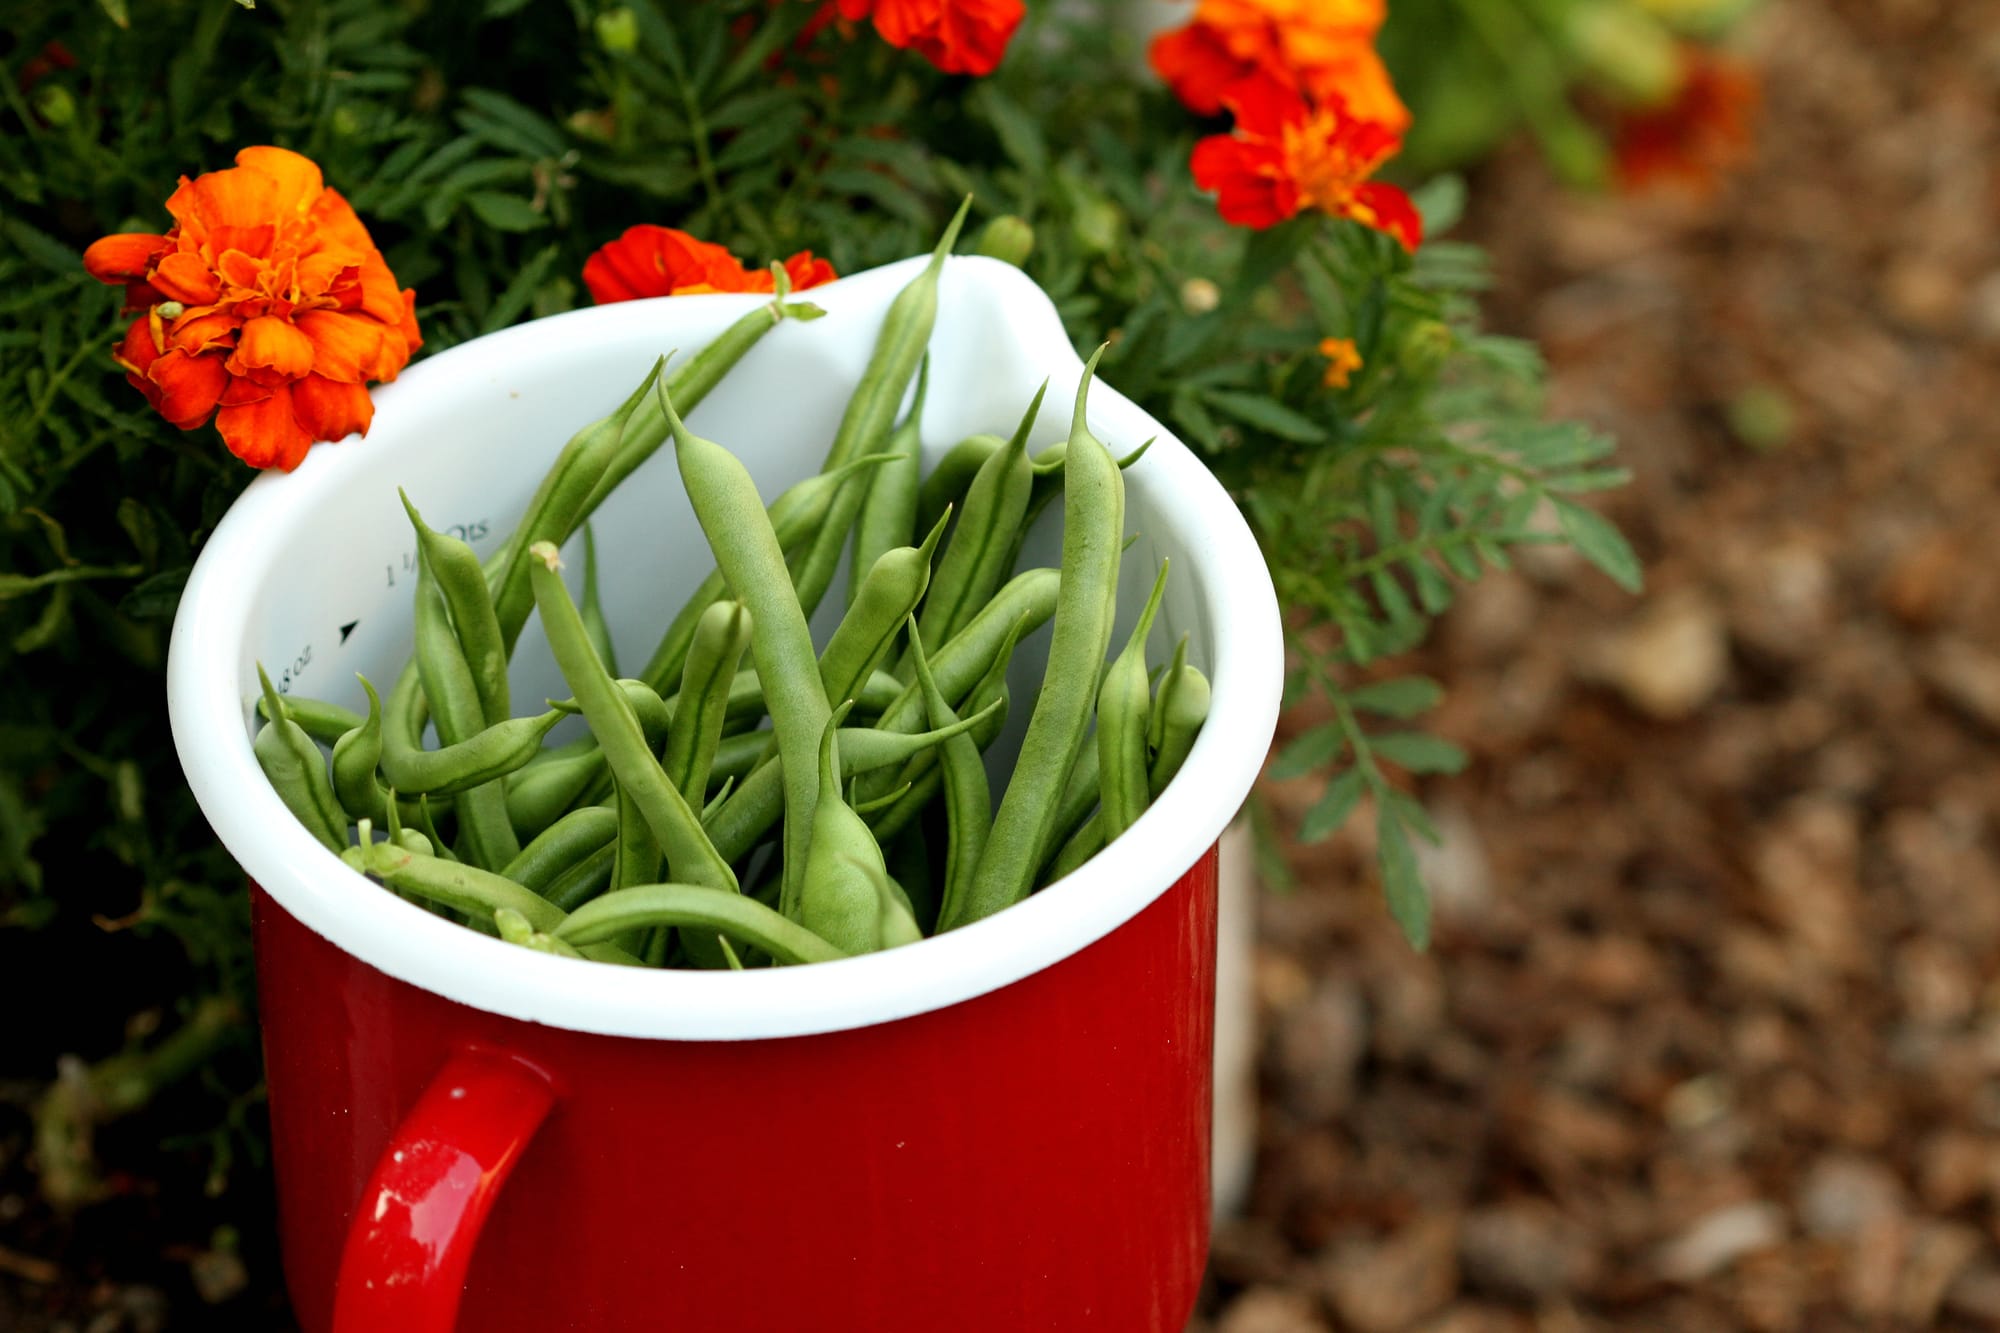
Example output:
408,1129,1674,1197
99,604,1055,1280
332,1048,556,1333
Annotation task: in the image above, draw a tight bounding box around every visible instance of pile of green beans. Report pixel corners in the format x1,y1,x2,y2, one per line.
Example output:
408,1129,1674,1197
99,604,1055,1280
257,211,1209,970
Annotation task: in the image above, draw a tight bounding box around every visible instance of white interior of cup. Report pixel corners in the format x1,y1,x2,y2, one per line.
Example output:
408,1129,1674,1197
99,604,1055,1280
167,256,1283,1040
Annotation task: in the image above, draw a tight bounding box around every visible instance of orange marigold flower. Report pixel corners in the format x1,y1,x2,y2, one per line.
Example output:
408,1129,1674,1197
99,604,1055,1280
1189,74,1422,247
834,0,1025,77
582,225,838,305
1613,47,1758,195
82,145,420,472
1319,337,1362,388
1150,0,1409,132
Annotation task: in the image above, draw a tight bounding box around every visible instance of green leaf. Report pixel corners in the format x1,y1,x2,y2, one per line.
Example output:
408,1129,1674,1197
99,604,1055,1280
974,84,1047,179
1300,767,1365,842
1346,677,1443,719
1554,498,1643,593
118,567,190,621
1202,389,1328,444
1369,731,1467,775
1377,809,1431,950
458,89,568,159
1267,723,1344,780
463,192,546,232
1,221,82,277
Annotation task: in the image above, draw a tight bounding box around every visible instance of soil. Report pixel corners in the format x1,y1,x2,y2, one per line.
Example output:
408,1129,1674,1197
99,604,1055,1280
9,0,2000,1327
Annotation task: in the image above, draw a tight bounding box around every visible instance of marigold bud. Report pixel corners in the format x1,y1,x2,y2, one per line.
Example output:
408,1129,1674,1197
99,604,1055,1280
594,6,639,55
973,215,1035,268
1396,319,1454,377
1179,277,1221,316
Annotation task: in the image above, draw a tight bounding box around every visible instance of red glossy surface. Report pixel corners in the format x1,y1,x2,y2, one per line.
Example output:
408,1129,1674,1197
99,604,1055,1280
255,847,1217,1333
332,1050,554,1333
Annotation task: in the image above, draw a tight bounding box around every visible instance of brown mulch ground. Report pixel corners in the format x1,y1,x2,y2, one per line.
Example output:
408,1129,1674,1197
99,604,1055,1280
1191,2,2000,1330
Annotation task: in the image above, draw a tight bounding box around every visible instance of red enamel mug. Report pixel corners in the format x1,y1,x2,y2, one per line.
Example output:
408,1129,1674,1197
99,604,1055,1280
167,256,1283,1332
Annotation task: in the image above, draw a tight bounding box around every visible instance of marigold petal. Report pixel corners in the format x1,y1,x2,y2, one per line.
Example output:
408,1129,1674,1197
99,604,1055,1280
294,309,398,383
305,186,377,255
216,379,314,471
1218,71,1306,136
123,281,165,313
233,146,325,221
150,251,224,306
168,310,241,356
228,315,316,383
144,349,229,430
781,250,839,292
353,253,408,327
214,249,267,294
583,226,759,303
1192,133,1296,228
82,233,171,285
291,373,374,444
114,316,162,380
1349,181,1423,250
1301,45,1409,134
1149,25,1250,117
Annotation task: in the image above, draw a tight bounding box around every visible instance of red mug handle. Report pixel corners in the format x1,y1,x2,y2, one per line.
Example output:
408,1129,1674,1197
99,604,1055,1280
332,1048,556,1333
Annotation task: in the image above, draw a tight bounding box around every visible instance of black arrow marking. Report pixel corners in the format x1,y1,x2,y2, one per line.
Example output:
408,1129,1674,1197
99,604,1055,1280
339,620,359,645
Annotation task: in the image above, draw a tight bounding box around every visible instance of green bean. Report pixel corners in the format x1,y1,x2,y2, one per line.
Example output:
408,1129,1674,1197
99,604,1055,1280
791,199,972,616
661,385,830,914
703,701,1003,863
1148,661,1210,799
909,619,991,933
252,665,345,852
576,297,822,522
1096,560,1169,842
1045,811,1103,884
908,381,1044,664
1008,436,1153,585
848,355,928,608
705,701,998,788
552,884,846,965
662,600,751,806
402,491,510,727
853,565,1059,806
392,829,435,858
529,541,739,899
611,778,659,894
842,854,922,950
412,543,519,867
504,746,605,838
331,676,386,824
580,522,618,678
543,841,616,912
494,907,535,945
864,613,1018,844
548,678,673,750
947,347,1124,931
257,693,363,746
797,702,890,950
372,707,566,798
821,507,948,708
415,795,457,865
347,833,562,931
523,930,590,960
1149,635,1188,755
635,452,897,696
487,360,663,652
915,433,1004,539
1049,742,1099,856
498,806,619,895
